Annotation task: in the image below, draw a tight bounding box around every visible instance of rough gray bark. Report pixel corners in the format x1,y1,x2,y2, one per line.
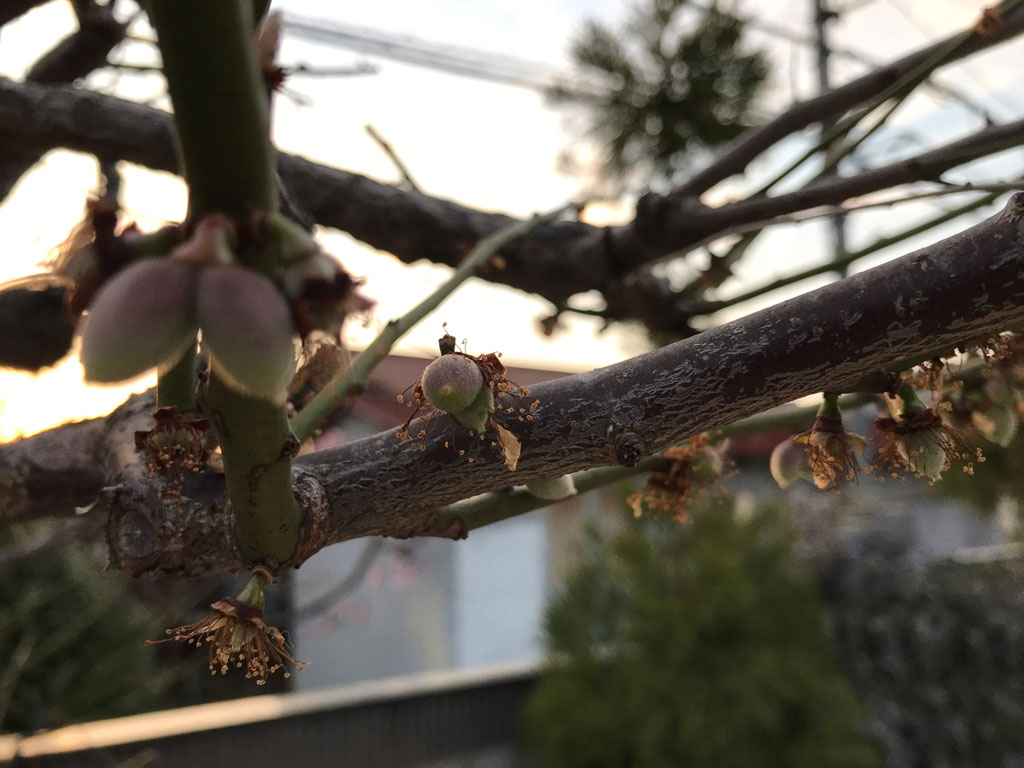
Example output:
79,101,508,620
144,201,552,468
6,195,1024,577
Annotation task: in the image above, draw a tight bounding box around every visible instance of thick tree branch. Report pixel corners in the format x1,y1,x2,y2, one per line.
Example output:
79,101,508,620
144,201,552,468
0,0,48,28
5,196,1024,576
2,77,1021,335
672,3,1024,198
0,5,126,202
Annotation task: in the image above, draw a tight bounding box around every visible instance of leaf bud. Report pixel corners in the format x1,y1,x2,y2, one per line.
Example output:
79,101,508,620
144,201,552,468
79,258,198,383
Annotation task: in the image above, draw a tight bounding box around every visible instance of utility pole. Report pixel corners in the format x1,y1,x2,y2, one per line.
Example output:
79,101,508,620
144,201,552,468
813,0,849,275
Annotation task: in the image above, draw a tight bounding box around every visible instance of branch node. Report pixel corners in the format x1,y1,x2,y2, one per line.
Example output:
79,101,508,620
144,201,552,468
281,468,330,568
608,425,646,468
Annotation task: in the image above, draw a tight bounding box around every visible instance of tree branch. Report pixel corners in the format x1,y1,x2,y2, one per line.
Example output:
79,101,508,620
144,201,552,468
671,2,1024,198
5,196,1024,577
2,77,1021,336
0,4,126,203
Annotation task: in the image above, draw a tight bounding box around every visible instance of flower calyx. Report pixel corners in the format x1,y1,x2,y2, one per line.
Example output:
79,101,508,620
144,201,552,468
627,435,726,523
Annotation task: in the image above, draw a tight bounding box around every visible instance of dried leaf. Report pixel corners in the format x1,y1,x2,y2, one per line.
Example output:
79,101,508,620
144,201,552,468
495,423,521,471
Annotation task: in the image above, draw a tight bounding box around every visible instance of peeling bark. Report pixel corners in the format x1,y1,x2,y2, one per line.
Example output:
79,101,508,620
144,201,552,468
5,196,1024,577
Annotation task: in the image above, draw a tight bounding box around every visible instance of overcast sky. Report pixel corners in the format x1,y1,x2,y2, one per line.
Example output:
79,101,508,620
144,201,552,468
0,0,1021,439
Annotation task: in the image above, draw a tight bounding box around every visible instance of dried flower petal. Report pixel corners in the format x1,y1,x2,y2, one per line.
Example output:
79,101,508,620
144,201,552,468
769,438,811,489
150,597,305,685
794,417,866,491
873,409,971,482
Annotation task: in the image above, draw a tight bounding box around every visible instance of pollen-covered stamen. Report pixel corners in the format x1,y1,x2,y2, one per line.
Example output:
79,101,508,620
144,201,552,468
793,394,866,491
871,385,973,482
148,568,306,685
627,435,726,522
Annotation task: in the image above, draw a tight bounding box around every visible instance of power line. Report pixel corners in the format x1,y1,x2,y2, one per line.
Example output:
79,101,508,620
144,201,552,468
282,13,604,97
282,7,995,122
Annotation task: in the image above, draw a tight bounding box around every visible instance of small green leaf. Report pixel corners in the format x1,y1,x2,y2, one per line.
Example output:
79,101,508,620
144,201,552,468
197,265,295,404
79,259,198,383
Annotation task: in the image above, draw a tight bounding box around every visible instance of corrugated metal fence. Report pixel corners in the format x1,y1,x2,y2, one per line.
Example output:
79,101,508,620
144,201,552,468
0,661,540,768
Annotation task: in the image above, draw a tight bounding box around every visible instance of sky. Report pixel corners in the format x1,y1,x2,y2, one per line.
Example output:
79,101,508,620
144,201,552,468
0,0,1022,439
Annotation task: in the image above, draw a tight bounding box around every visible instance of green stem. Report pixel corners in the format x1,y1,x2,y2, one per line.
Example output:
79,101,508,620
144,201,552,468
148,0,277,229
897,384,929,415
151,0,298,567
235,570,269,610
290,204,575,443
428,456,671,534
156,345,197,410
818,392,842,420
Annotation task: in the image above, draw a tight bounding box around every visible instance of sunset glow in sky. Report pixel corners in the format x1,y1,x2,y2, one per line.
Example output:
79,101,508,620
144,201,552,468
0,0,1021,440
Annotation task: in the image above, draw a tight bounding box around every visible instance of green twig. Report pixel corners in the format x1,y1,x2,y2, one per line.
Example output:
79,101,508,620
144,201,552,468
428,456,671,535
701,186,1012,314
148,0,276,229
156,346,197,410
290,204,577,442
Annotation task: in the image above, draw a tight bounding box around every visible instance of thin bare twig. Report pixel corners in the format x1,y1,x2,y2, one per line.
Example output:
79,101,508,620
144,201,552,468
364,123,421,192
290,203,578,442
294,538,385,620
673,1,1024,197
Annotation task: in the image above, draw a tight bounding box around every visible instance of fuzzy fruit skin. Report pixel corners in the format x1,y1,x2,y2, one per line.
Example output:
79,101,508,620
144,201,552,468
452,385,494,433
422,354,485,413
526,475,577,501
196,265,296,404
80,258,198,383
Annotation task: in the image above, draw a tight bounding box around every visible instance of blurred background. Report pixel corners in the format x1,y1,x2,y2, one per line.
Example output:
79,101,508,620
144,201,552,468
3,0,1024,766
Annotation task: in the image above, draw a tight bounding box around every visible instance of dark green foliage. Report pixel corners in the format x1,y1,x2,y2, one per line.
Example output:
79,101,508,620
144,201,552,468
0,528,294,733
825,537,1024,767
0,532,175,733
930,433,1022,515
525,500,879,768
551,0,769,191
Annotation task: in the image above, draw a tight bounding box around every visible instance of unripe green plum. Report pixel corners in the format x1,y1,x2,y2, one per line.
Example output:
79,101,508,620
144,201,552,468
421,354,485,413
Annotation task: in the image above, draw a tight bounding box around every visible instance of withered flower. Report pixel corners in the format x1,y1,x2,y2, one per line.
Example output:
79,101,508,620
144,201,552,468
398,327,533,470
134,406,210,493
873,385,971,482
793,393,865,491
627,435,725,523
149,568,305,685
